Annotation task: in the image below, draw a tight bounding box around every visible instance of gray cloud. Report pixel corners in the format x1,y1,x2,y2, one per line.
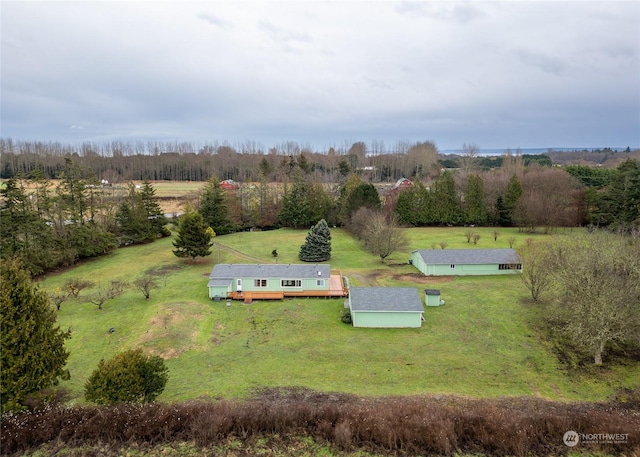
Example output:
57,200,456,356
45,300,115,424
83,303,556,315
1,1,638,150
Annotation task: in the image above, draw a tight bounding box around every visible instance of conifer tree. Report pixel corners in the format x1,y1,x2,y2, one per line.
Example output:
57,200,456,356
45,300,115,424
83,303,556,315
0,258,71,412
299,219,332,262
172,208,213,259
139,180,169,237
199,177,236,235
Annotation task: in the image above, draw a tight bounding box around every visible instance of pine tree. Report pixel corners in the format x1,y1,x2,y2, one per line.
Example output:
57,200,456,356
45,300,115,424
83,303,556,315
299,219,332,262
199,177,236,235
0,258,71,412
504,174,523,223
279,178,330,228
432,171,461,225
172,209,213,259
139,180,169,237
464,174,488,225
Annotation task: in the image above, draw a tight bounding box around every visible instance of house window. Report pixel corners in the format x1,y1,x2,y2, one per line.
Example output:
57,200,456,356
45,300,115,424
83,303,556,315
499,263,522,270
281,279,301,287
450,264,455,268
316,279,325,287
254,279,267,287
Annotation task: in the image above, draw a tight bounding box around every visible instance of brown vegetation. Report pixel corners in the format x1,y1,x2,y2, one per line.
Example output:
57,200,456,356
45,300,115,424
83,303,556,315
3,387,639,456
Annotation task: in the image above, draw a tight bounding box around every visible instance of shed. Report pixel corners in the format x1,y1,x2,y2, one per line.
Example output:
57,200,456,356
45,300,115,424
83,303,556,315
425,289,445,307
411,249,522,276
348,287,424,328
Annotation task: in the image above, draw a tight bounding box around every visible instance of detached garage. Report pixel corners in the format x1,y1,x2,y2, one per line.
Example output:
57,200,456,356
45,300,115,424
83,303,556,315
348,287,424,328
411,249,522,276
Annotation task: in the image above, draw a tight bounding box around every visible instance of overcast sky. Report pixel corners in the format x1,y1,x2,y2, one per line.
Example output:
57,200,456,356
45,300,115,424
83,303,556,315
1,1,639,152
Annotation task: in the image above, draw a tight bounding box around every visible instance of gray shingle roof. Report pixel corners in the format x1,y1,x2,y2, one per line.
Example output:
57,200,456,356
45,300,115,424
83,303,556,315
207,278,232,287
413,249,520,265
210,263,331,279
349,287,424,312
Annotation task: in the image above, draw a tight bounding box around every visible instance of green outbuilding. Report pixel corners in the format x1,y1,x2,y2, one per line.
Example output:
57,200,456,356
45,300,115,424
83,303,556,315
411,249,522,276
348,287,424,328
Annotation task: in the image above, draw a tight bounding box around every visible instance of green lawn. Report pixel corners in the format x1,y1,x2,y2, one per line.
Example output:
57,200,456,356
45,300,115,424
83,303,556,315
38,227,640,404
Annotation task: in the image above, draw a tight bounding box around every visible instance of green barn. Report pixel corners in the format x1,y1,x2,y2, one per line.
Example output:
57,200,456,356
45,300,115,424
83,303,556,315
411,249,522,276
348,287,424,328
208,264,347,303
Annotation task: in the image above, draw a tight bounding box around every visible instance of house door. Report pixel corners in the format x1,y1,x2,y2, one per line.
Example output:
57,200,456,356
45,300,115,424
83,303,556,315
236,279,242,292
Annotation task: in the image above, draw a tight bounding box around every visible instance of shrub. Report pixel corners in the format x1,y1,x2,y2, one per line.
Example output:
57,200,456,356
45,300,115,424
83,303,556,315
84,348,168,405
340,309,352,324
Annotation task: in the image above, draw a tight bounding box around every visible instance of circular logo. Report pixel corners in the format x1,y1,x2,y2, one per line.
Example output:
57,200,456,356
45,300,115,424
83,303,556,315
563,430,579,447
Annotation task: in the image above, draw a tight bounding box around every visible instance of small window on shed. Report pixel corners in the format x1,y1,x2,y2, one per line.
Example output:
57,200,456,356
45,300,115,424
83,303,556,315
254,279,267,287
316,279,325,287
450,264,455,268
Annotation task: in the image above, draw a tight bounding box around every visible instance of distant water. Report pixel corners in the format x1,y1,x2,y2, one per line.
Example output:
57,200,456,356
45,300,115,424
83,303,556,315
441,147,631,156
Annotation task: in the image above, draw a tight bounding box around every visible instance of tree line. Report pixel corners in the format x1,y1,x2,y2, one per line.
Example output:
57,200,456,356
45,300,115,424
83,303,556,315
1,138,564,183
3,152,639,275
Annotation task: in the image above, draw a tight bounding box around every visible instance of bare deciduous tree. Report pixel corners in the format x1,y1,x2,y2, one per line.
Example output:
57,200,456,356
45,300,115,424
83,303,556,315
64,278,94,299
362,213,410,262
134,276,160,300
518,242,553,302
88,281,127,310
546,232,640,365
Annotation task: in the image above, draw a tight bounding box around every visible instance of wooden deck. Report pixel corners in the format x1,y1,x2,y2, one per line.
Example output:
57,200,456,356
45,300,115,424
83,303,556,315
227,272,348,303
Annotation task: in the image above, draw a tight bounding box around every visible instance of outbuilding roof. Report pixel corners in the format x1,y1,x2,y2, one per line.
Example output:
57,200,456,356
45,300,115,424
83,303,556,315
349,287,424,312
412,249,520,265
210,263,331,279
207,278,232,287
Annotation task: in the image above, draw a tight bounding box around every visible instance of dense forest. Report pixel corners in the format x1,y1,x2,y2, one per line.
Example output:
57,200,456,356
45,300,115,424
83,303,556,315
1,138,639,276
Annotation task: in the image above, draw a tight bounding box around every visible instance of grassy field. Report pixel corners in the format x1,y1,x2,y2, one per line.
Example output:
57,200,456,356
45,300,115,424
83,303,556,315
38,226,640,405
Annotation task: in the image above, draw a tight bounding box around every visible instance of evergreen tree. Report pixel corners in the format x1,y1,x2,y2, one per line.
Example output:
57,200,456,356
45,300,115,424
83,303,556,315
337,174,364,225
395,181,432,226
495,195,510,226
172,209,213,259
0,178,59,275
84,348,168,404
346,183,382,217
596,159,640,228
299,219,332,262
278,177,330,228
463,174,488,225
199,177,236,235
431,171,461,225
504,174,523,225
116,182,168,245
139,180,169,237
1,258,71,412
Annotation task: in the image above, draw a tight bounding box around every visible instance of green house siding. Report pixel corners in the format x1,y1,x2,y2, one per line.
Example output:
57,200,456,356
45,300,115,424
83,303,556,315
351,311,422,328
208,285,230,299
233,277,327,293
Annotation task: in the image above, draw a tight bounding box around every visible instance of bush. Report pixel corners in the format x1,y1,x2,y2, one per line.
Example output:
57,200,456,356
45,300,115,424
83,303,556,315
340,309,352,325
84,348,168,405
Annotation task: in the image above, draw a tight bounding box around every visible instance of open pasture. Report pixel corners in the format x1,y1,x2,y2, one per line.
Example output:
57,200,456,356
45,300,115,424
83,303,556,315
38,227,640,404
